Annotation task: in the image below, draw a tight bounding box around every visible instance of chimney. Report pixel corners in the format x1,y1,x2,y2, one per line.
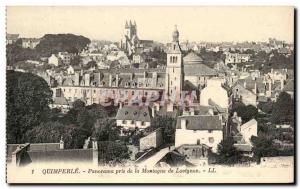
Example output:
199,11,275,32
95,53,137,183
84,73,90,86
119,102,123,109
151,106,156,117
59,136,64,150
92,140,98,150
109,74,112,87
233,111,238,118
190,108,195,115
152,72,157,87
95,72,101,86
253,82,257,94
115,74,119,87
74,72,80,86
130,73,133,81
181,119,186,130
280,79,284,90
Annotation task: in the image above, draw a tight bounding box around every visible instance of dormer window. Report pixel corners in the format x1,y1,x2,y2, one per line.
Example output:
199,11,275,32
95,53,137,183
143,112,147,116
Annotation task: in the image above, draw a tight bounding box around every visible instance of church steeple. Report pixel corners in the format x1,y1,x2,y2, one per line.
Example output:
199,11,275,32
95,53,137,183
172,25,179,42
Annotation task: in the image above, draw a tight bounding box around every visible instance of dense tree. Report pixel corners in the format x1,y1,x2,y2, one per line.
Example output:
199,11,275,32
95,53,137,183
63,125,90,149
271,92,294,124
251,135,278,163
232,104,258,123
151,116,176,144
7,71,53,143
98,141,130,165
35,34,91,57
216,137,242,164
6,34,91,64
24,121,64,143
257,100,273,114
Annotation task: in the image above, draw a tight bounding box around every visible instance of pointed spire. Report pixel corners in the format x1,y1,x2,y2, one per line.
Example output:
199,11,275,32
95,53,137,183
129,20,132,26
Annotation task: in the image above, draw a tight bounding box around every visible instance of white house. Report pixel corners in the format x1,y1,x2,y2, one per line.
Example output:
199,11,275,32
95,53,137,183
200,78,229,109
240,119,258,144
48,54,61,66
67,65,75,75
115,106,151,130
175,115,224,153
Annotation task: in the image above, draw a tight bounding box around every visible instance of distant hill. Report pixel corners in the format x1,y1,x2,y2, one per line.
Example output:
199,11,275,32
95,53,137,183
36,34,91,57
7,34,91,65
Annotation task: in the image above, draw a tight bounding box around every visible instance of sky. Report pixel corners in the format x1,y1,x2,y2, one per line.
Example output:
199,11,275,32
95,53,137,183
6,6,294,43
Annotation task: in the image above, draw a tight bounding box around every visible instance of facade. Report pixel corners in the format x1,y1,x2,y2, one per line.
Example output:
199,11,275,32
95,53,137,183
116,106,152,130
139,128,163,151
200,78,229,109
21,38,40,49
175,115,224,153
58,52,72,65
240,119,258,144
224,52,251,65
48,54,61,66
6,33,19,45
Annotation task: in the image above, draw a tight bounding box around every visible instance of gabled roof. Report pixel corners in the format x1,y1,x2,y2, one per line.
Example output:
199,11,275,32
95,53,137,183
241,119,257,130
116,106,151,122
184,64,217,76
176,115,223,130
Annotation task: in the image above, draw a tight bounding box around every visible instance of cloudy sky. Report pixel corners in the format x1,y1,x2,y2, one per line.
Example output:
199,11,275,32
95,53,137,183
7,6,294,43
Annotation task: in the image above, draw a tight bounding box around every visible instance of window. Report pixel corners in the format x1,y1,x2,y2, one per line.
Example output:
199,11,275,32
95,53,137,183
197,139,200,145
208,130,213,133
208,137,214,143
94,90,96,94
132,91,135,95
141,121,145,126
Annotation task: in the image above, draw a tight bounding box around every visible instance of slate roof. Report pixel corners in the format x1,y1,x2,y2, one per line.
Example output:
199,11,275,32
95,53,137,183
116,106,151,122
6,34,19,40
241,119,257,130
184,64,217,76
176,115,223,130
183,52,203,64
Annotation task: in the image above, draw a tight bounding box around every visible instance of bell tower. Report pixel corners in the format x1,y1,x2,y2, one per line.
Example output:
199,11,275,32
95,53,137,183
165,25,183,103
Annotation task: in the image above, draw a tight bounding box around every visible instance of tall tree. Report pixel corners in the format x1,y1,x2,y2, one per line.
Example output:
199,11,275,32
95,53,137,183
7,71,53,143
271,92,294,124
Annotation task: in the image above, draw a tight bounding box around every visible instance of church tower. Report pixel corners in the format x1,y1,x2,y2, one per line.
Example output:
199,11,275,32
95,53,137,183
165,25,183,103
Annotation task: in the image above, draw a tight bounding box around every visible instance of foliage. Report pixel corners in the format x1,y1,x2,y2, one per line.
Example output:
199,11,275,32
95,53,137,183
216,137,242,164
250,135,278,163
6,34,90,64
98,141,130,165
151,116,176,144
257,100,274,114
24,121,65,143
7,71,53,143
35,34,90,57
93,119,120,142
271,92,294,124
232,103,258,123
